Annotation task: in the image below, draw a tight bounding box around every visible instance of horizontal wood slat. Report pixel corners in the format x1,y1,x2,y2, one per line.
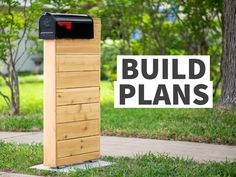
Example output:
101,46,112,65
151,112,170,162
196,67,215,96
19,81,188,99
57,103,100,123
57,120,100,140
56,39,100,54
56,71,99,89
57,136,100,158
56,151,100,166
56,54,100,72
57,87,99,106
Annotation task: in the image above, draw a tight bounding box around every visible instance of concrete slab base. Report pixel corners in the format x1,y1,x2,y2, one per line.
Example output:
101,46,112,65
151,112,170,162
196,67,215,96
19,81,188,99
30,160,113,172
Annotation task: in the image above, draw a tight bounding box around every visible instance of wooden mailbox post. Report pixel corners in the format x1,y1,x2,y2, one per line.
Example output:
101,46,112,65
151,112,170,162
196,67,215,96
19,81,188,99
39,13,100,167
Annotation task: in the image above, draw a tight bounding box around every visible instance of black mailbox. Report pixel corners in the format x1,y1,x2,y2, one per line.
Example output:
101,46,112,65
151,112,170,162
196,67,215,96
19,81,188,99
39,12,94,39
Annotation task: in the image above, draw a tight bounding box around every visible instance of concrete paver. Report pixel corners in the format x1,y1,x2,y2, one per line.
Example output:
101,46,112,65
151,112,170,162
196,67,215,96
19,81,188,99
0,131,236,163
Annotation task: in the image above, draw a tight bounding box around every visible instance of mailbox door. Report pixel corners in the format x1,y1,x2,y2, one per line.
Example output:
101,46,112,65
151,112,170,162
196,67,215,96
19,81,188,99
56,21,94,39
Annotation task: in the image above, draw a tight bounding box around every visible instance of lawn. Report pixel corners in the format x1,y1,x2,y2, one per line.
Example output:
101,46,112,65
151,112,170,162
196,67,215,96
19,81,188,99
0,74,235,144
0,142,235,177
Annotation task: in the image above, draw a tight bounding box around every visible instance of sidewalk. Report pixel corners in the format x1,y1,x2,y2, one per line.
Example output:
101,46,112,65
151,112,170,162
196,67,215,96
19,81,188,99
0,171,42,177
0,131,236,163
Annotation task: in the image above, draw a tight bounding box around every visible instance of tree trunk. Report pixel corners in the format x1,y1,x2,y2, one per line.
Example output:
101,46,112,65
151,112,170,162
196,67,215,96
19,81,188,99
9,64,20,115
219,0,236,107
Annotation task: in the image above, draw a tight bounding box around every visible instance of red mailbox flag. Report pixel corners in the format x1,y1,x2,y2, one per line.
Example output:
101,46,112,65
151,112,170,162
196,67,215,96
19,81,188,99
57,22,72,30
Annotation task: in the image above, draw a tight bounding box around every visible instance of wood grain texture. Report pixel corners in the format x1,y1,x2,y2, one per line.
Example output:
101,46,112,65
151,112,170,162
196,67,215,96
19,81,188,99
56,39,100,54
56,87,99,106
56,54,100,72
57,120,100,141
56,71,99,89
43,40,57,167
57,136,100,158
44,18,101,167
56,103,100,123
93,18,101,24
56,151,100,166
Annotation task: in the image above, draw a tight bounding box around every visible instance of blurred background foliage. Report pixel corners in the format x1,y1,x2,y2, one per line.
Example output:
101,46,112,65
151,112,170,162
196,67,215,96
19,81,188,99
48,0,222,97
4,0,223,96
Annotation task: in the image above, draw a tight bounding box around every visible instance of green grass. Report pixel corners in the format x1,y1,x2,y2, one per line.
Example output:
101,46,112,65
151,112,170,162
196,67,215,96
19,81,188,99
0,74,236,144
0,74,43,131
0,142,235,177
101,82,236,144
0,74,43,114
0,114,42,132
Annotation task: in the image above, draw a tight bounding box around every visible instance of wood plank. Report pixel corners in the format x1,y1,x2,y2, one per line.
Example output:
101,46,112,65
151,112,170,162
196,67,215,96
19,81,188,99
56,71,99,89
56,103,100,123
56,39,100,54
93,19,101,39
56,54,100,72
93,18,101,25
57,120,100,140
56,151,100,166
57,87,99,106
43,40,57,167
57,136,100,158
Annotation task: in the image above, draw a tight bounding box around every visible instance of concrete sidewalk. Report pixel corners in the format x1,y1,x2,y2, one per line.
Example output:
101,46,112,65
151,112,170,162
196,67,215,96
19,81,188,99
0,171,43,177
0,131,236,163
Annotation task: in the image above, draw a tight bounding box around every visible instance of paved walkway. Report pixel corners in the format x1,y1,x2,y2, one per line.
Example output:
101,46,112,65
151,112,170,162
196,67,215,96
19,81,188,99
0,171,42,177
0,131,236,163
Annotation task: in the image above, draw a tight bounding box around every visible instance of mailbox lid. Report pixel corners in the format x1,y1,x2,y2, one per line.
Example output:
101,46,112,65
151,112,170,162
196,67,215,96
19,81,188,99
39,13,56,39
39,13,94,39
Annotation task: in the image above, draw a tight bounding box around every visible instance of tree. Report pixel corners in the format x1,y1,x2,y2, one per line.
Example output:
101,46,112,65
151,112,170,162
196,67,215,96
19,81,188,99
100,0,224,85
43,0,101,15
169,0,223,97
0,0,41,115
219,0,236,107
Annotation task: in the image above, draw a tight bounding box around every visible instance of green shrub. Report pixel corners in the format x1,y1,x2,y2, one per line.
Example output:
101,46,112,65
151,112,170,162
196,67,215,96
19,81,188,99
101,39,120,81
